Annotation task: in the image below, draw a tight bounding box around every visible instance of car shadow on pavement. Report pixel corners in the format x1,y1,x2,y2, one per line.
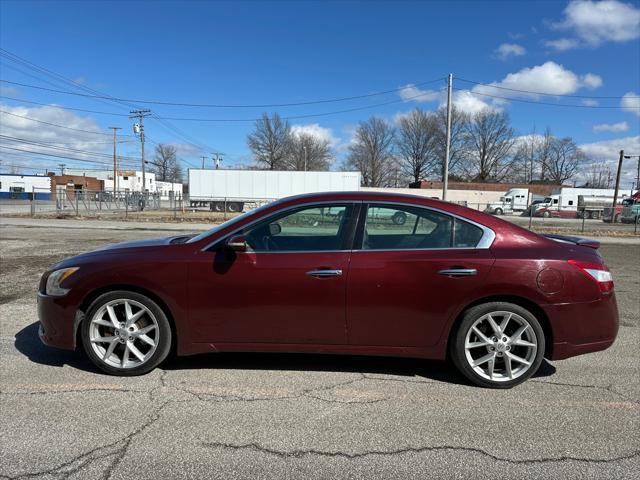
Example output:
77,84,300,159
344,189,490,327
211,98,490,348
14,322,101,374
16,321,557,384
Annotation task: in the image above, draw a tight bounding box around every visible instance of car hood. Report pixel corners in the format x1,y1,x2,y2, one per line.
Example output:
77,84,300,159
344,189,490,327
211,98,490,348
49,235,194,270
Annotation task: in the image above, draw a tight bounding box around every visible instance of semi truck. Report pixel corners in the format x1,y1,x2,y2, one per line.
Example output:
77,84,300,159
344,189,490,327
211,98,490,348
484,188,540,215
603,191,640,222
533,187,617,219
188,169,362,212
620,191,640,224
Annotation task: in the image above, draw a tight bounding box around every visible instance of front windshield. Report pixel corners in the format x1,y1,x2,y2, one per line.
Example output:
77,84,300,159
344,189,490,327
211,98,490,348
543,197,552,204
187,201,276,244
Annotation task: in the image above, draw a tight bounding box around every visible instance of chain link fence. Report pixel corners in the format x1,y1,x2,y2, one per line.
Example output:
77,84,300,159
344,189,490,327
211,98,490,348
1,190,638,235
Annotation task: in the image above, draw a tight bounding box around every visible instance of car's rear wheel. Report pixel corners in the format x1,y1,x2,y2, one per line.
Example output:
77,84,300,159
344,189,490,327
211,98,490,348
81,291,172,376
450,302,545,388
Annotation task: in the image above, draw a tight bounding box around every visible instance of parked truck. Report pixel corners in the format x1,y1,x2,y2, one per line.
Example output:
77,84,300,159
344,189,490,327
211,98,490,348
484,188,530,215
603,191,640,222
533,187,617,219
188,169,362,212
620,191,640,224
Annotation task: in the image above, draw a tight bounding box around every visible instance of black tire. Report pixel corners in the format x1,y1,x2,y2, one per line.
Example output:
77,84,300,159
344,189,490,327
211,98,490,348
542,211,551,218
392,211,407,225
450,302,545,389
494,208,503,216
81,290,172,376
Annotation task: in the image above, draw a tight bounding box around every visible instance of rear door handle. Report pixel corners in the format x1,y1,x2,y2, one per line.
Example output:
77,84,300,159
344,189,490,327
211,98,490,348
306,269,343,278
438,268,477,277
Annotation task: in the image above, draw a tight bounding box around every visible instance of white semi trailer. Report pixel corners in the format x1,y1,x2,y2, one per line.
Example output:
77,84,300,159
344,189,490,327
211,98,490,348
188,169,362,212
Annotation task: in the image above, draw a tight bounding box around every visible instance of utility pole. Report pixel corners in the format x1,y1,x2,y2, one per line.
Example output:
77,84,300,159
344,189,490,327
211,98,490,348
201,156,208,169
58,163,66,176
129,110,151,192
109,127,121,193
443,73,453,201
612,150,624,210
213,152,223,169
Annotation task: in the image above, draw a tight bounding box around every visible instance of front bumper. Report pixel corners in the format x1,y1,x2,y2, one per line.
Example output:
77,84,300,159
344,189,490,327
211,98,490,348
544,293,619,360
37,292,82,350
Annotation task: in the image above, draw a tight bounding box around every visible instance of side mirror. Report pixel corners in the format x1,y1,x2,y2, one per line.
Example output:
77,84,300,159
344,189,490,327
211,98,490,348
268,222,282,236
226,234,247,252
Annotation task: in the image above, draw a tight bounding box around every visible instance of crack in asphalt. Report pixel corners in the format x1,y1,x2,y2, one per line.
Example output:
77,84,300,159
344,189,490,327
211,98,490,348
0,388,146,396
531,379,640,404
3,369,638,479
200,441,640,465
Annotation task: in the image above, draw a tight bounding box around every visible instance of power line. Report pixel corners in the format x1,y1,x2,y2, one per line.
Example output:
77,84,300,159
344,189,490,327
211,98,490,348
0,95,130,116
0,134,141,161
0,109,130,135
0,145,139,168
2,87,448,123
0,76,446,108
455,77,640,99
453,88,640,109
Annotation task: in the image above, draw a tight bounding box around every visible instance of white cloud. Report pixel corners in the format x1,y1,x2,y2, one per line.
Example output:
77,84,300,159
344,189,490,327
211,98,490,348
473,61,603,97
290,123,339,147
495,43,526,60
544,38,580,51
592,121,630,133
621,92,640,117
579,135,640,187
450,90,494,115
398,84,440,103
552,0,640,47
0,104,137,170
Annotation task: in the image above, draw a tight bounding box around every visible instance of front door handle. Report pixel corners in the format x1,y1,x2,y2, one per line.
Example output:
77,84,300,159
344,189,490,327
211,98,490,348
306,269,343,278
438,268,477,277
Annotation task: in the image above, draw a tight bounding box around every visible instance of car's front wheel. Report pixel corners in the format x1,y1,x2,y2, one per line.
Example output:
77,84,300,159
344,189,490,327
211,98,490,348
450,302,545,388
81,291,172,376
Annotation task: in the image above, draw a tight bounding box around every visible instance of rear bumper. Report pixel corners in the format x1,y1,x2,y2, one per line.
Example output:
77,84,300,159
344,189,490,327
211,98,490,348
37,292,81,350
543,293,619,361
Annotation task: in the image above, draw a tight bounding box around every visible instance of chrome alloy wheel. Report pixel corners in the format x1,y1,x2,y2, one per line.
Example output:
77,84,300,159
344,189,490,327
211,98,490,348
88,299,159,369
464,311,538,382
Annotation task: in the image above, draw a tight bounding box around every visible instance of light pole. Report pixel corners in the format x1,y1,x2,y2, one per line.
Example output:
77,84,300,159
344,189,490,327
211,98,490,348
623,154,640,193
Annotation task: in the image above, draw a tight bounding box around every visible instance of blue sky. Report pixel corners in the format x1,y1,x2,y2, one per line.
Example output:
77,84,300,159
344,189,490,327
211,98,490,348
0,0,639,183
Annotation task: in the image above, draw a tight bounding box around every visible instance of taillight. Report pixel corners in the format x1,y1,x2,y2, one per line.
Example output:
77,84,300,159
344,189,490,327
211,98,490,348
568,260,614,294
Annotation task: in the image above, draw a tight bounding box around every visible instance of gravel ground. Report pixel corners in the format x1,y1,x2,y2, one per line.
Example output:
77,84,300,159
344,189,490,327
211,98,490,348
0,223,638,479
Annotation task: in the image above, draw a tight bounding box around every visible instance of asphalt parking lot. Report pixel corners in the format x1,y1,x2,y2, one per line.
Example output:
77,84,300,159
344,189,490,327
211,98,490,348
0,222,638,479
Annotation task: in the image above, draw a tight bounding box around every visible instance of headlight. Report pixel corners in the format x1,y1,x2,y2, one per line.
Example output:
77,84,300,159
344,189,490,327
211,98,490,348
45,267,79,296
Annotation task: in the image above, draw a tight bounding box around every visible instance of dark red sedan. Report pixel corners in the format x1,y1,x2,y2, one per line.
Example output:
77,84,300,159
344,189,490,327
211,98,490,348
37,191,618,388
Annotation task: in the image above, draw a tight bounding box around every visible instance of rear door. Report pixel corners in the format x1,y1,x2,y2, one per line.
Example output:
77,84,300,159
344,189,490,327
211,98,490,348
346,203,495,348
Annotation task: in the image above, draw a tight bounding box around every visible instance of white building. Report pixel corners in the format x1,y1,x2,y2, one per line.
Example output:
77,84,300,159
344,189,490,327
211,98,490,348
0,173,52,199
65,169,182,198
155,180,184,199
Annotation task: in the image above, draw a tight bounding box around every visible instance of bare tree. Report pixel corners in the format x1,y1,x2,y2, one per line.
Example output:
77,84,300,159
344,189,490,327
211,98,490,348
285,132,332,171
346,117,396,187
395,109,437,183
433,105,470,179
247,113,291,170
463,110,516,182
583,162,613,188
151,144,183,183
537,128,554,182
547,137,585,184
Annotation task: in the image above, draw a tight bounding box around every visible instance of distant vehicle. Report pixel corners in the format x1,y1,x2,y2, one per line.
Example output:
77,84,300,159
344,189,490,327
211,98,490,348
188,169,362,212
534,187,617,218
484,188,534,215
38,191,619,388
620,191,640,224
604,191,640,223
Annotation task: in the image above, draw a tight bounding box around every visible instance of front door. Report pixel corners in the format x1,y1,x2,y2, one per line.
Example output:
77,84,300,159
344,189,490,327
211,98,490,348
346,203,495,347
188,203,358,345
